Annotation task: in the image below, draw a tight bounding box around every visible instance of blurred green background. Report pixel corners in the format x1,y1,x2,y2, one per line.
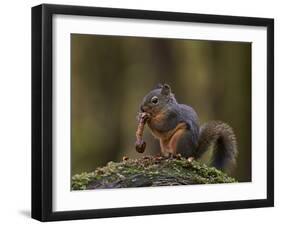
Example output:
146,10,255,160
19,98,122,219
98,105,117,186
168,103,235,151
71,34,251,182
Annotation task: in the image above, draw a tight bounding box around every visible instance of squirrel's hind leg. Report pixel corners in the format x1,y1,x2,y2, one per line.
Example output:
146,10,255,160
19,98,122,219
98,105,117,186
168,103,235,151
169,129,196,158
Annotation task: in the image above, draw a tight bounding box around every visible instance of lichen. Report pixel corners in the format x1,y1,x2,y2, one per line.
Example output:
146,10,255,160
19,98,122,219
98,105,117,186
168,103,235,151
71,156,236,190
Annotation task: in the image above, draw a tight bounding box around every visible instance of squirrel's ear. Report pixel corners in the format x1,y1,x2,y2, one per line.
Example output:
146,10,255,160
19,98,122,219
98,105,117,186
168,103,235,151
161,84,171,95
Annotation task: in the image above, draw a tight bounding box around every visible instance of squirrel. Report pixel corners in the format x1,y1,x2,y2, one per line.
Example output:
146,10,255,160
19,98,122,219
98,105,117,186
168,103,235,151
139,83,238,172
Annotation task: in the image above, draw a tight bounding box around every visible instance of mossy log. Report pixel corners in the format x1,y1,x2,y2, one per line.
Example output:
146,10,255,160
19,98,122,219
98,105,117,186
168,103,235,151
72,156,236,190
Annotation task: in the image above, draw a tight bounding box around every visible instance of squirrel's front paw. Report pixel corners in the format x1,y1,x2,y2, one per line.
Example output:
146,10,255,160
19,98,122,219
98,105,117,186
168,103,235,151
138,112,151,122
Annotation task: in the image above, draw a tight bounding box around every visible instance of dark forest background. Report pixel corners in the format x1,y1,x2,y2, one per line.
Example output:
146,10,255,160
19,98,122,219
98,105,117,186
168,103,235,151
71,34,251,182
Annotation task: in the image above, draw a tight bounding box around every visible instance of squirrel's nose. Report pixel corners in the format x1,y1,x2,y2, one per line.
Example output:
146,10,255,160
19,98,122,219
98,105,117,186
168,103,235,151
140,105,147,112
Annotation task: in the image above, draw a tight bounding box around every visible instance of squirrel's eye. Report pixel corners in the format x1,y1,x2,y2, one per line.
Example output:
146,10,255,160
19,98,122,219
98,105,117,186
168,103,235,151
151,96,159,104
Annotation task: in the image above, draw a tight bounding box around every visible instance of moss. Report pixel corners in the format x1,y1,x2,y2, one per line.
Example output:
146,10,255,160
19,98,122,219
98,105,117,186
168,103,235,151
72,156,236,190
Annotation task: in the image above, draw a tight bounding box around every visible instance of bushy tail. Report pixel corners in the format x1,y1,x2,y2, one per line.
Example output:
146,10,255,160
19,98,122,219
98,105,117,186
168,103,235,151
196,121,238,173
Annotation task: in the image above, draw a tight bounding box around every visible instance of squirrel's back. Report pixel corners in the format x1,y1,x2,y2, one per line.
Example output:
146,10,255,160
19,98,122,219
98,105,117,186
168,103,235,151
178,104,200,147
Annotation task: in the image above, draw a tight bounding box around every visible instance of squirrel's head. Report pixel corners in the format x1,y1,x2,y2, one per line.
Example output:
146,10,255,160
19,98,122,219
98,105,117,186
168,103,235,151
140,83,177,116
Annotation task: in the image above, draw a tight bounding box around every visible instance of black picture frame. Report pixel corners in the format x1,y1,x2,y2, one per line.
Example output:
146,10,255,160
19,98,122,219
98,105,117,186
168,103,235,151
32,3,274,222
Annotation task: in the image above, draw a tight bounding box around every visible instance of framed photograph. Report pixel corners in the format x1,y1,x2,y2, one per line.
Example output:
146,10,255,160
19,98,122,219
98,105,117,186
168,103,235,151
32,4,274,221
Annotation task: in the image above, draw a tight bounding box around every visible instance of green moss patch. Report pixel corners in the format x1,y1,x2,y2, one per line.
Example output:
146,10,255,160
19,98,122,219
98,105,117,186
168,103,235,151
72,156,236,190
